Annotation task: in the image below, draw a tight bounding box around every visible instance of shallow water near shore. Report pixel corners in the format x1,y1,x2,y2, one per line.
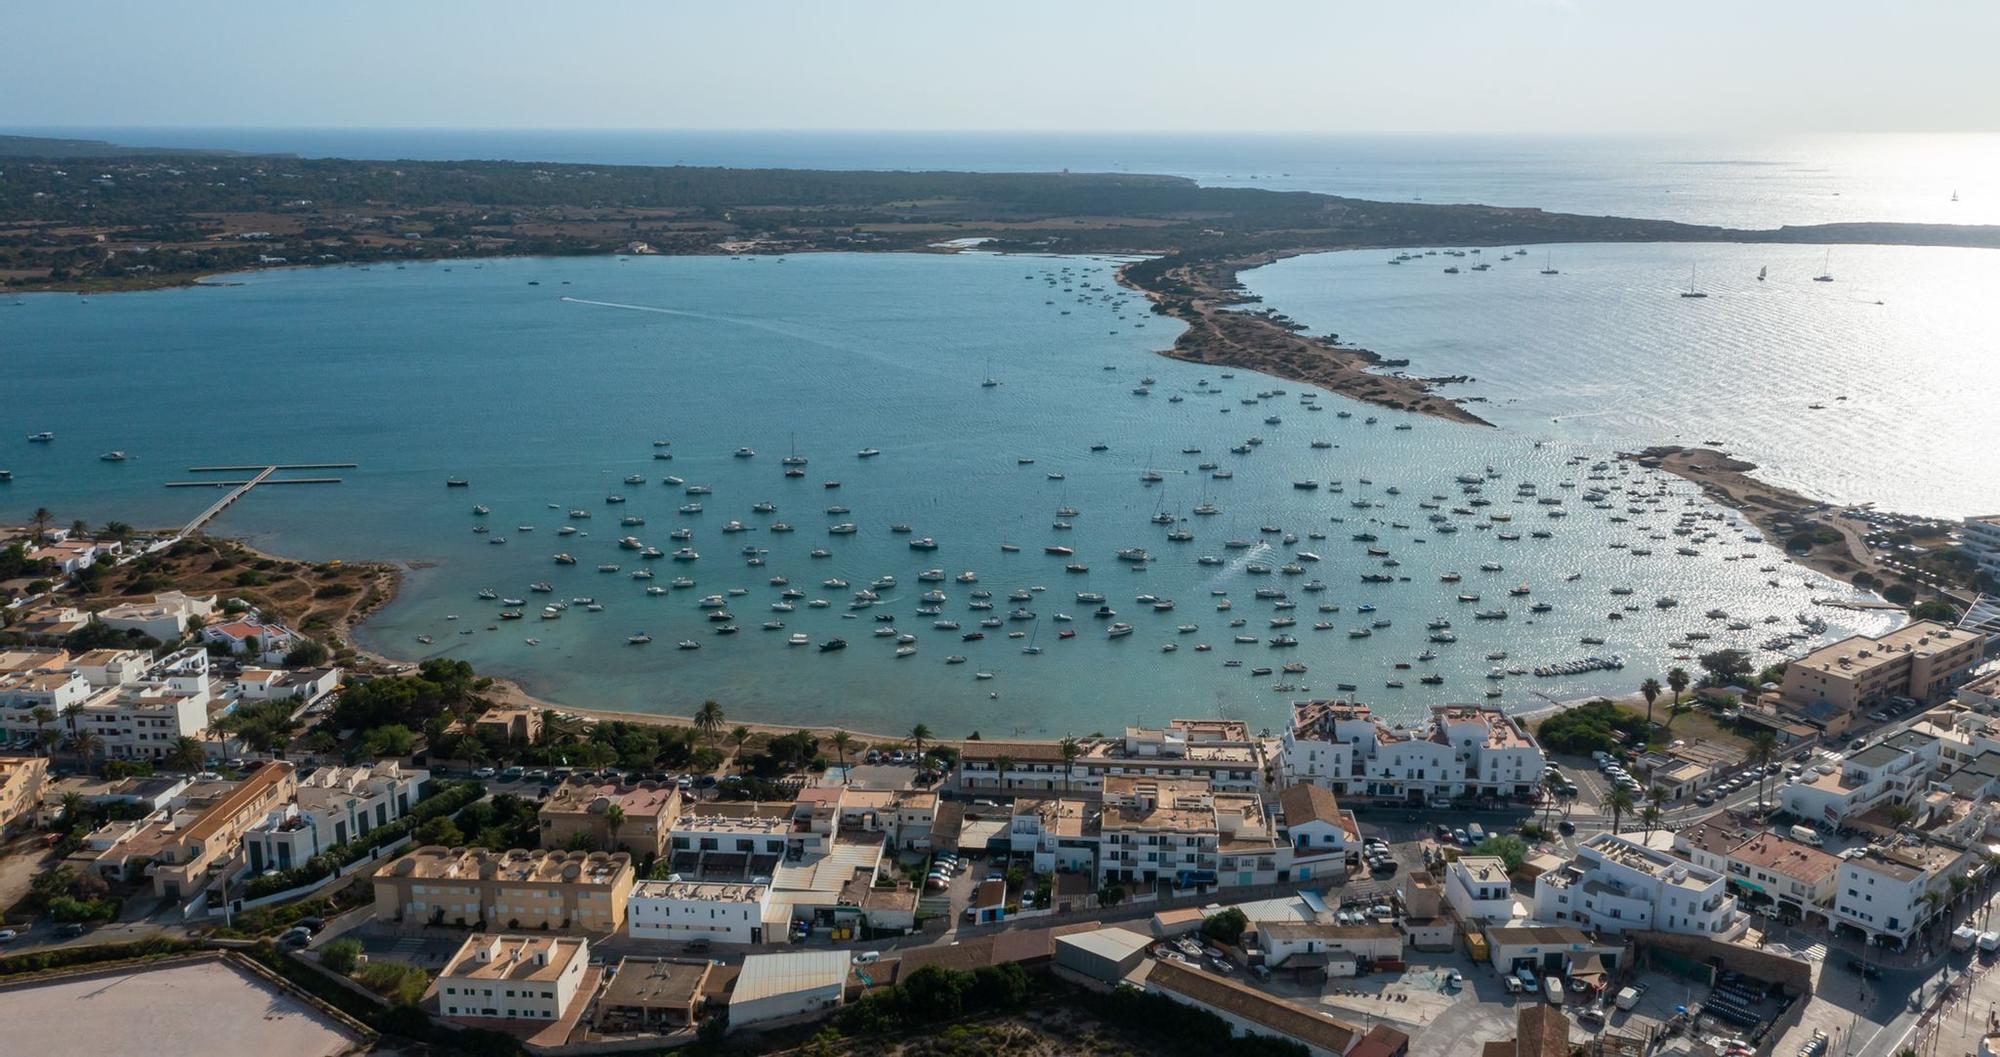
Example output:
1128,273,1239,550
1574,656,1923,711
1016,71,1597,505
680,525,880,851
2,252,1896,734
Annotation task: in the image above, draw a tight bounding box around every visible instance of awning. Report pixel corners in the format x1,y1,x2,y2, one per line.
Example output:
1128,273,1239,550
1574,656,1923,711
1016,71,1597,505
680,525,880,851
1567,952,1608,985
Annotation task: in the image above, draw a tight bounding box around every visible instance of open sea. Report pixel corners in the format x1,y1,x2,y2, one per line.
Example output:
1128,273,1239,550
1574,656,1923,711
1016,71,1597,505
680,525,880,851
3,130,1990,735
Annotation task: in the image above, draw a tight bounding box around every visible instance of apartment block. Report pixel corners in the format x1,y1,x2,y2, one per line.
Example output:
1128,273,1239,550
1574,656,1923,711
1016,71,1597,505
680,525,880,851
538,780,682,857
956,719,1263,796
1834,839,1980,948
0,754,49,834
1096,776,1289,889
374,847,636,933
437,933,591,1022
627,878,774,945
95,591,216,640
1534,833,1744,939
244,761,428,874
0,647,214,762
1280,701,1546,803
1779,622,1985,713
1962,515,2000,579
150,761,299,899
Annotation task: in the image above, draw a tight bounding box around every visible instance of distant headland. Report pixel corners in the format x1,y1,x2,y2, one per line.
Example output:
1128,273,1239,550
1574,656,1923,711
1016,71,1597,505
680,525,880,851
5,132,1997,427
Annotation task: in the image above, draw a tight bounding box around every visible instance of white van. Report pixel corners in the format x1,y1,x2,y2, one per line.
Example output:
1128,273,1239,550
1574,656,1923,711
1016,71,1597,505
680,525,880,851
1788,824,1824,848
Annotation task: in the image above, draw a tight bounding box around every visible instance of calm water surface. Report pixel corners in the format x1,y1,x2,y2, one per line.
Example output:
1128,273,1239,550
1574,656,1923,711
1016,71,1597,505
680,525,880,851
1,253,1898,734
1243,243,2000,518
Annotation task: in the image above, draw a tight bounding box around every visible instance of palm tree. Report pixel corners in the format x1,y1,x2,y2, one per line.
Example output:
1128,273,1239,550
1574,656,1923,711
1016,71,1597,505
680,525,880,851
70,730,101,776
30,707,54,758
166,736,205,774
1641,804,1663,840
1541,771,1563,830
69,519,88,538
1639,678,1662,733
992,754,1014,793
693,701,725,745
102,521,134,543
61,702,83,740
1886,802,1918,830
1607,786,1635,835
908,723,931,759
729,726,751,775
58,791,84,827
1059,736,1082,797
30,507,52,544
604,804,627,851
1748,732,1778,808
1666,667,1691,718
829,731,852,780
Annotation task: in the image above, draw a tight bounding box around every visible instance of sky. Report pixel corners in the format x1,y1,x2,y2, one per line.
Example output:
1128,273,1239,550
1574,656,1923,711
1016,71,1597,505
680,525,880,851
6,0,1994,135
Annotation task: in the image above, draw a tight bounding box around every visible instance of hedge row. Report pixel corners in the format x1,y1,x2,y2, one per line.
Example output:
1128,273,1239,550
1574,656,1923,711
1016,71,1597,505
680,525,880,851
0,937,198,980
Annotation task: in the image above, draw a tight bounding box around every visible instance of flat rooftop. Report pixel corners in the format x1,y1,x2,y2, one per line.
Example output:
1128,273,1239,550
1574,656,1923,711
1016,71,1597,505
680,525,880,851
633,878,768,903
0,955,365,1057
1793,621,1979,676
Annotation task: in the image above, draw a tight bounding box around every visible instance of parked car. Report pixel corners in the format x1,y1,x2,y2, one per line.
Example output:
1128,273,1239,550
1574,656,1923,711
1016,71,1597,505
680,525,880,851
472,766,497,779
54,923,87,939
0,929,17,943
1515,967,1539,992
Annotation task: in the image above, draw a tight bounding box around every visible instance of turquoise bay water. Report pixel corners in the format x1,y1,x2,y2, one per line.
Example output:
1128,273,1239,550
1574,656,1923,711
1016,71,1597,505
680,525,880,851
1244,243,2000,518
1,253,1895,735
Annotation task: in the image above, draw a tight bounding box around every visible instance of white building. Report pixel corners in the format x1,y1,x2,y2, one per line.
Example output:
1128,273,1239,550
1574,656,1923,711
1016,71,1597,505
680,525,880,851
1274,783,1355,885
437,933,590,1022
0,648,213,761
628,878,773,946
1534,833,1745,939
1962,515,2000,579
200,617,300,663
1780,732,1940,827
1834,840,1977,948
234,666,341,704
1280,701,1545,803
244,761,429,874
96,592,216,640
1443,855,1517,924
1096,776,1290,890
1008,798,1097,875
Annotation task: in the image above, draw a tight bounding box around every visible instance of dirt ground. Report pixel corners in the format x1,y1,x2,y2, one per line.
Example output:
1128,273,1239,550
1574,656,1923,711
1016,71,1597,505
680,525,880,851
77,535,399,654
0,834,58,921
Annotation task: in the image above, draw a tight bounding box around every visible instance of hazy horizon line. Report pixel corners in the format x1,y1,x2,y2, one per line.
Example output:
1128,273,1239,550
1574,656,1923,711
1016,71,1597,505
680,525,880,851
8,125,1995,139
